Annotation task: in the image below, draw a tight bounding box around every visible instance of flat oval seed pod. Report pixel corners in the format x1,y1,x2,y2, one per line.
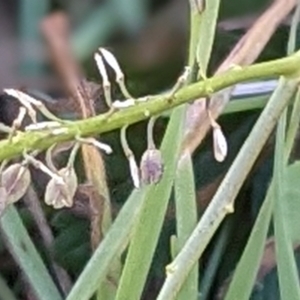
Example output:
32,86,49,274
44,167,78,209
2,164,31,204
140,149,164,185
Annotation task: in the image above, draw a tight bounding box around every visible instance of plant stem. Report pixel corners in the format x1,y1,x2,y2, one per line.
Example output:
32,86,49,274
1,52,300,162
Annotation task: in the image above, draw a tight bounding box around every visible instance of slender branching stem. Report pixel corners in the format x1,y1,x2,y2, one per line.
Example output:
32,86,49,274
1,52,300,162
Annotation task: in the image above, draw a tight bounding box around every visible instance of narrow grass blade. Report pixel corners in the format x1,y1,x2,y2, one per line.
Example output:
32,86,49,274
0,274,18,300
285,88,300,157
224,187,274,300
0,206,62,300
174,153,198,300
273,108,300,299
115,105,186,300
66,188,147,300
273,192,300,299
196,0,221,76
200,221,232,300
273,7,300,297
281,162,300,243
157,77,298,300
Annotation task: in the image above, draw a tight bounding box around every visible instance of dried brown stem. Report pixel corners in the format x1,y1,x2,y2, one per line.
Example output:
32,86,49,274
40,13,111,249
182,0,296,154
40,13,94,117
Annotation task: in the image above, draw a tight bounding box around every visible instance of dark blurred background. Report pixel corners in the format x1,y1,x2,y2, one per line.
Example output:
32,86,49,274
0,0,281,95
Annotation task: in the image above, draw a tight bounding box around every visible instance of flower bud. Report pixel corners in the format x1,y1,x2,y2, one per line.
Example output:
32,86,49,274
44,166,78,209
98,48,123,81
212,125,228,162
2,163,31,203
140,148,164,185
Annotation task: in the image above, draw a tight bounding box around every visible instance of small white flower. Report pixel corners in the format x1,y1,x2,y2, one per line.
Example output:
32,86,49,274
90,139,112,154
94,52,110,86
112,99,135,109
4,89,37,122
44,167,78,209
212,125,228,162
76,137,113,154
99,48,123,81
24,154,65,184
14,107,27,127
4,88,40,106
4,89,63,123
25,121,61,131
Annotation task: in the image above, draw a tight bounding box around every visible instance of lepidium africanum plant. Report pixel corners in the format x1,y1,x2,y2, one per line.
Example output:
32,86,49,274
0,0,300,299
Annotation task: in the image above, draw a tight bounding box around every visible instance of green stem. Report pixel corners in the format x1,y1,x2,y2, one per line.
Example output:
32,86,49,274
196,0,221,77
1,52,300,162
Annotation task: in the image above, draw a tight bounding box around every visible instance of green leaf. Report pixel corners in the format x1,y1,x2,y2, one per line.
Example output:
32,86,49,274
224,187,274,300
115,105,186,300
66,188,147,300
0,206,62,300
174,153,198,300
0,273,18,300
273,192,300,300
196,0,221,76
272,105,300,299
281,161,300,243
273,6,300,298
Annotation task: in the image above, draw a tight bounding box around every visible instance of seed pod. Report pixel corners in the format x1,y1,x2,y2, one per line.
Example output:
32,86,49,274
44,166,78,209
140,148,164,185
2,163,31,204
212,125,228,162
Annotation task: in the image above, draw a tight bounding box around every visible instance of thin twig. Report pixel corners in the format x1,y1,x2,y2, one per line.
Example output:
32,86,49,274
0,52,300,162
